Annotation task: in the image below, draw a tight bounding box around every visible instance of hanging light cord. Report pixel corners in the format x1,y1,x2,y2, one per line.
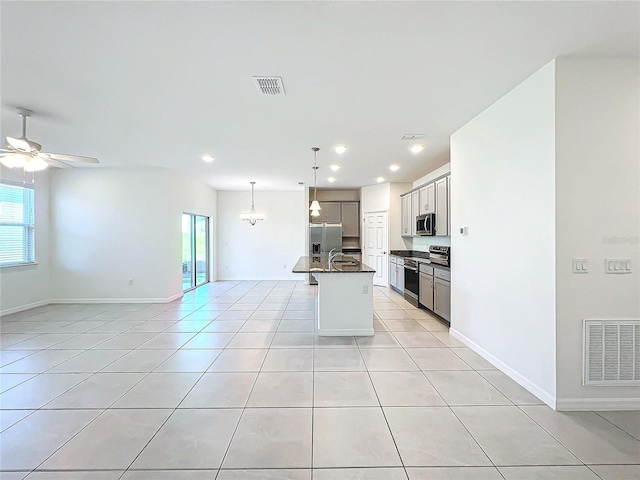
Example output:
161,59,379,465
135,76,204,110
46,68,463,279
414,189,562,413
312,146,319,200
250,181,256,213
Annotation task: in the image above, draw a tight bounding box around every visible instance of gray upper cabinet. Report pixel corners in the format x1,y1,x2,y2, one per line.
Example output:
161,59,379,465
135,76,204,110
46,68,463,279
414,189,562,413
341,202,359,237
419,183,435,215
401,193,412,237
400,173,450,238
311,201,342,224
435,177,448,236
411,190,419,236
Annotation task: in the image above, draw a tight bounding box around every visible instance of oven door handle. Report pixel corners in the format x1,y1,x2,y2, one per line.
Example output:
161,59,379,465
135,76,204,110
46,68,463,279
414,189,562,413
404,266,418,272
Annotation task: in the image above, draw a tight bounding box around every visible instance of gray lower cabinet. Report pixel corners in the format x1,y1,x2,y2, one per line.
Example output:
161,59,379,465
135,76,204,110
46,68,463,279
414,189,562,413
389,255,404,293
434,277,451,322
419,271,434,310
390,256,397,289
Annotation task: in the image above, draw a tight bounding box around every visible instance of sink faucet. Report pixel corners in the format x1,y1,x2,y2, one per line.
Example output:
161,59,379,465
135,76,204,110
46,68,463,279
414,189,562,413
328,249,344,265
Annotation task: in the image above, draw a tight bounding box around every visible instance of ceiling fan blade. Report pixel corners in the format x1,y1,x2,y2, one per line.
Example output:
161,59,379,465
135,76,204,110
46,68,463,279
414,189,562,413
43,152,99,164
6,136,41,152
39,155,72,169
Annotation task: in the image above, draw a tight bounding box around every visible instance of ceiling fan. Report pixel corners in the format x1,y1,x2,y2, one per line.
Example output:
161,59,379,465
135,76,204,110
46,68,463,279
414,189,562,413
0,107,99,172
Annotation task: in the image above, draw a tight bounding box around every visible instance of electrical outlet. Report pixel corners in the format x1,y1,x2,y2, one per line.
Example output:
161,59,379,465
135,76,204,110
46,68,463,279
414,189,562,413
128,278,134,285
362,285,368,294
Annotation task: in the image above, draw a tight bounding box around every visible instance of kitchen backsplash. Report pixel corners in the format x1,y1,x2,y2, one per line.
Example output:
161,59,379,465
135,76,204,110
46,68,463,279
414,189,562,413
411,235,451,252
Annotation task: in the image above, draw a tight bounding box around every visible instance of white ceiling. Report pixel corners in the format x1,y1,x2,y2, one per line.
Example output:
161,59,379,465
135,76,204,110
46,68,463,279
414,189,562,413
1,1,638,191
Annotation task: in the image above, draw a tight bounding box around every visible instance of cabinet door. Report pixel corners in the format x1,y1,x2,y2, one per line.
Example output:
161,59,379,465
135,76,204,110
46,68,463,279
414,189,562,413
411,190,419,236
341,202,359,237
401,194,411,237
389,260,397,288
435,178,448,236
419,183,435,215
397,265,404,291
434,278,451,321
321,202,342,224
419,273,434,310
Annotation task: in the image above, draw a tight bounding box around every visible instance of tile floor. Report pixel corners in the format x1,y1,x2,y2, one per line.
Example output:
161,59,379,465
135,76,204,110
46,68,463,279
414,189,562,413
1,280,638,479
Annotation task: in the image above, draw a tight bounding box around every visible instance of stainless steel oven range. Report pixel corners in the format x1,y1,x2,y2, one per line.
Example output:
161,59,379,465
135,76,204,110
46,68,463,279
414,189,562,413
403,258,420,307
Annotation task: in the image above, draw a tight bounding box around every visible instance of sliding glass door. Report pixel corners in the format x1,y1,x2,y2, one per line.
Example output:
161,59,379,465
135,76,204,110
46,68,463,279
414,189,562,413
182,213,209,291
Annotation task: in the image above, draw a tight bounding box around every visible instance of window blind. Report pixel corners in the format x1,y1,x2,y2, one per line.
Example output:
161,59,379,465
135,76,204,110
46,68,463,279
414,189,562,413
0,182,35,265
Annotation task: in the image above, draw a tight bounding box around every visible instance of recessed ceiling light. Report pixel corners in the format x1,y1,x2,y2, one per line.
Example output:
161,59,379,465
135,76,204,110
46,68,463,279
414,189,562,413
334,145,348,154
409,144,424,154
330,164,341,172
389,164,400,172
376,177,385,183
202,155,215,163
328,177,336,183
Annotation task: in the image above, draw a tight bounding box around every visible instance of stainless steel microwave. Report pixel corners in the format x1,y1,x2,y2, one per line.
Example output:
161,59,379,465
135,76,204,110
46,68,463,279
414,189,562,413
416,213,436,236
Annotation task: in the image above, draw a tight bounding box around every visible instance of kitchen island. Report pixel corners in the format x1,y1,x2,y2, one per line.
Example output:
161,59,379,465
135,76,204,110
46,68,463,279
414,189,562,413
292,256,375,336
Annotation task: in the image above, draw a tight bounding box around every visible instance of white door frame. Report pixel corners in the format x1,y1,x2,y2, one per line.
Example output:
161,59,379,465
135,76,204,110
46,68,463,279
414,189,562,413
363,209,389,287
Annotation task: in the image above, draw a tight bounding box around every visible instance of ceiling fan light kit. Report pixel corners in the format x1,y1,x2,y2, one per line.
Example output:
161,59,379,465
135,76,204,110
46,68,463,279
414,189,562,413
0,108,100,179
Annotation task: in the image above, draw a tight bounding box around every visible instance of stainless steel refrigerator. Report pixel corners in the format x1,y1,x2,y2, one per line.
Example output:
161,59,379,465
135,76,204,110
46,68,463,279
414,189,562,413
309,223,342,285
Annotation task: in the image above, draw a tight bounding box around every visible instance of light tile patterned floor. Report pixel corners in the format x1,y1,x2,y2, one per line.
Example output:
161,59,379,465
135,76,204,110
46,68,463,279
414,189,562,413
1,280,638,479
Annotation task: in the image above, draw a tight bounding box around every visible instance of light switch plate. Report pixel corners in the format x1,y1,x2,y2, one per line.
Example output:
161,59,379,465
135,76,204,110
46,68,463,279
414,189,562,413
604,258,632,274
572,258,588,273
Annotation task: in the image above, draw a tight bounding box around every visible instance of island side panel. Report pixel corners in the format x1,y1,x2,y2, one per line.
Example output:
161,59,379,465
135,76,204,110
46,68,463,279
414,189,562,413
315,272,375,336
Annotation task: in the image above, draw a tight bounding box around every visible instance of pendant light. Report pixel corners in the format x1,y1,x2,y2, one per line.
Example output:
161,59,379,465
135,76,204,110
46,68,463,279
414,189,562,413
310,147,321,217
240,181,265,226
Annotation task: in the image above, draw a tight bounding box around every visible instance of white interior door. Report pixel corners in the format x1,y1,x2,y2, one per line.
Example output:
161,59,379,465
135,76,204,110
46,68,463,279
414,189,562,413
364,211,388,286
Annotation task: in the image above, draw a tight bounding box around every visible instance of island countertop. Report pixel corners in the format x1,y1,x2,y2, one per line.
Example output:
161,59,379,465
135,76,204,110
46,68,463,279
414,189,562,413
292,256,376,274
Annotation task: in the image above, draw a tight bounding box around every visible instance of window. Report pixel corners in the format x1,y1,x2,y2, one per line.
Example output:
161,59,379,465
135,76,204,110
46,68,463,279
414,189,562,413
0,182,35,266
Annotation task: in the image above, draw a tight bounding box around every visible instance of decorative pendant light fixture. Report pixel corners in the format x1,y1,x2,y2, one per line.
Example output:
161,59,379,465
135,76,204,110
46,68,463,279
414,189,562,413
310,147,321,217
241,181,265,226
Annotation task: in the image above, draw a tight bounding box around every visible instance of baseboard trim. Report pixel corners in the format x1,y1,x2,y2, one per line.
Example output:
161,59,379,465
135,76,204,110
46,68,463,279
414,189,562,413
556,397,640,411
449,327,557,409
1,299,51,316
217,277,305,281
50,292,184,305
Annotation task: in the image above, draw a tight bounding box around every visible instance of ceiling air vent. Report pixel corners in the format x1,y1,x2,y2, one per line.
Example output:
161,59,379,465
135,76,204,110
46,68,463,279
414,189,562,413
401,134,424,140
253,76,286,96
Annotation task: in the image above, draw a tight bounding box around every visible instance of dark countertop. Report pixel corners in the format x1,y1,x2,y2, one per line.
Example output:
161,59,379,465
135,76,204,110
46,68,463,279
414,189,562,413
390,250,450,271
390,250,430,259
292,256,376,273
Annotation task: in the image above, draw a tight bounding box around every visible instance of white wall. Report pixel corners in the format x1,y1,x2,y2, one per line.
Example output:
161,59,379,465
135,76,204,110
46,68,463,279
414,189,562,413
167,171,218,287
49,168,217,302
412,163,451,189
217,190,306,280
450,61,558,405
554,58,640,409
361,183,390,214
0,167,52,314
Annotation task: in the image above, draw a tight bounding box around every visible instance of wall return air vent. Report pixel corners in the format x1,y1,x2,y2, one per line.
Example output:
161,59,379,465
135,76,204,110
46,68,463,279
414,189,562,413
253,76,286,96
583,319,640,386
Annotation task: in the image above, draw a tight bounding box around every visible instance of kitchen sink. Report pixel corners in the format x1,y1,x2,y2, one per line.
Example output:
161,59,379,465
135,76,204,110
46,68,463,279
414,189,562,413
332,259,357,265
